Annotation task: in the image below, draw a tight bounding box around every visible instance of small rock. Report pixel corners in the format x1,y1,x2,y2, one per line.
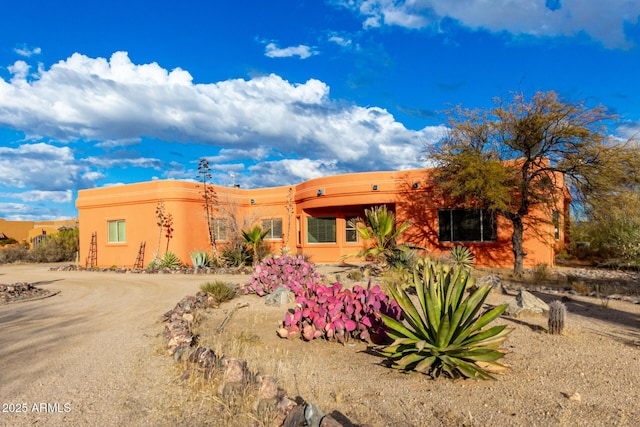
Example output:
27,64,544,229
568,392,582,402
265,286,294,306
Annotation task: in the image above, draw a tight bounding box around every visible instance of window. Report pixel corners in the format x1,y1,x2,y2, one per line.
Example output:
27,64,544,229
438,209,496,242
345,216,359,243
261,218,283,240
210,218,228,241
307,217,336,243
552,210,560,241
108,220,126,243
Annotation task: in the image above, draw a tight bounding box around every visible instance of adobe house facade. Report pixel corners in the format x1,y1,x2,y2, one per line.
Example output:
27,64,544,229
75,168,568,269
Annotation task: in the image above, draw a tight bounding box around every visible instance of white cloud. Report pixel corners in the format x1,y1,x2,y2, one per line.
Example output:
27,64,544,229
247,158,342,187
14,45,42,57
0,143,97,191
0,190,72,203
328,34,353,48
265,43,319,59
336,0,640,48
0,51,442,179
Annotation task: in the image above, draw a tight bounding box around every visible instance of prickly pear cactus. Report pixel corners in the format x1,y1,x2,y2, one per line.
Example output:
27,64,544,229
548,300,566,335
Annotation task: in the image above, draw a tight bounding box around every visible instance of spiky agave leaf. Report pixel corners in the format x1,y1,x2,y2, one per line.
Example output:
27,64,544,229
380,259,512,380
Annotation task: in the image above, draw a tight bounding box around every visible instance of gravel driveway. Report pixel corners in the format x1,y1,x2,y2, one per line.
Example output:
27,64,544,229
0,263,245,427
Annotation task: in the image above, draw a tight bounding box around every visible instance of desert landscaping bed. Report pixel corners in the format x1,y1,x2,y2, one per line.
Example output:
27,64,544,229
158,264,640,427
2,263,638,426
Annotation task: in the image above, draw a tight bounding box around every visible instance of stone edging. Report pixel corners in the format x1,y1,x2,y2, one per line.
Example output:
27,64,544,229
161,292,369,427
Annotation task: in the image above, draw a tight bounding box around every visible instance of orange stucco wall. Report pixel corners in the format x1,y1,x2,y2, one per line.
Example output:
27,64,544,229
76,169,567,269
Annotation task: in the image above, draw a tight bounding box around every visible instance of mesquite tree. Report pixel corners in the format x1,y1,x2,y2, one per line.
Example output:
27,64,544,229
425,91,639,275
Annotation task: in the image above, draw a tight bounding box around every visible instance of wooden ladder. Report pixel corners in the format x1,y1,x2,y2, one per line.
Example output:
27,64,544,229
133,241,146,269
86,232,97,268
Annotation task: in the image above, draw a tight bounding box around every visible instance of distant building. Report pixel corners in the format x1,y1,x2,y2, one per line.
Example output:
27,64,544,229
0,218,78,247
76,168,569,269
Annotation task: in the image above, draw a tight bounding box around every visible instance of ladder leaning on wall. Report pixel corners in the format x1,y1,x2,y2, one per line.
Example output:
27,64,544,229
133,241,146,269
86,232,97,268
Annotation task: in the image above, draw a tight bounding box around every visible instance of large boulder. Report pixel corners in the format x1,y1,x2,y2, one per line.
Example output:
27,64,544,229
504,290,549,317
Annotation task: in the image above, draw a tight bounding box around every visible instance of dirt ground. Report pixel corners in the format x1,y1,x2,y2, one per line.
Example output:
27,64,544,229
1,263,639,426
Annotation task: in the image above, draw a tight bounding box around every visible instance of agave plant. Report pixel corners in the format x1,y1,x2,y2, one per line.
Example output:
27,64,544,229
380,259,511,380
159,251,182,269
449,246,474,270
190,250,213,269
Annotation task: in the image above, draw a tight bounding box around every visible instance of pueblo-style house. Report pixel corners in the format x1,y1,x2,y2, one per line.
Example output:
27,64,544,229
76,168,568,269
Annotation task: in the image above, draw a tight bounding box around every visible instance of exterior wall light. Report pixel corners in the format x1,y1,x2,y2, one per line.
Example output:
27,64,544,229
317,189,323,196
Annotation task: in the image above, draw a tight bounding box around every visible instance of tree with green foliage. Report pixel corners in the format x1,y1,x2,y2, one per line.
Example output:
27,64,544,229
30,227,79,262
572,189,640,267
242,225,270,265
425,91,640,275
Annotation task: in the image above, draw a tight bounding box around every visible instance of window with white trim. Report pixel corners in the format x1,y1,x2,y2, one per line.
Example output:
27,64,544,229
261,218,283,240
108,220,126,243
307,217,336,243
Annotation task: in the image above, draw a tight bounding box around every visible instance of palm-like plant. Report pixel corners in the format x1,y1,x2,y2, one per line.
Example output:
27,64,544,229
345,205,414,270
242,225,270,265
380,259,512,380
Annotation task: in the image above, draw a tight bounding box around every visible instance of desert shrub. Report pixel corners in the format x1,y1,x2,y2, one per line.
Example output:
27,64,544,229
0,228,79,264
221,245,251,267
158,251,182,269
244,254,321,296
200,281,236,303
0,244,30,264
531,263,550,282
381,266,413,291
277,281,401,343
380,259,512,380
346,269,363,281
449,246,474,270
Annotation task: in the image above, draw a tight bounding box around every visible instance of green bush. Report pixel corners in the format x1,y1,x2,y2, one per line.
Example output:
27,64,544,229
0,228,78,264
380,259,512,380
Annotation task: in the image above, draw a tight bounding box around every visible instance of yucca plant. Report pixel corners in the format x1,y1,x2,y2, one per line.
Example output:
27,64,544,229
380,259,512,380
449,246,474,270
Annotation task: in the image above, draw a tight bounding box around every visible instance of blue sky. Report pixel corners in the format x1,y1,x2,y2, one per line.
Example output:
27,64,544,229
1,1,639,220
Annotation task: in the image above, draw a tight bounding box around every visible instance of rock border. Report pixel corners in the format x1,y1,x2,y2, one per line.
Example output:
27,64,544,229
161,292,369,427
0,282,61,305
